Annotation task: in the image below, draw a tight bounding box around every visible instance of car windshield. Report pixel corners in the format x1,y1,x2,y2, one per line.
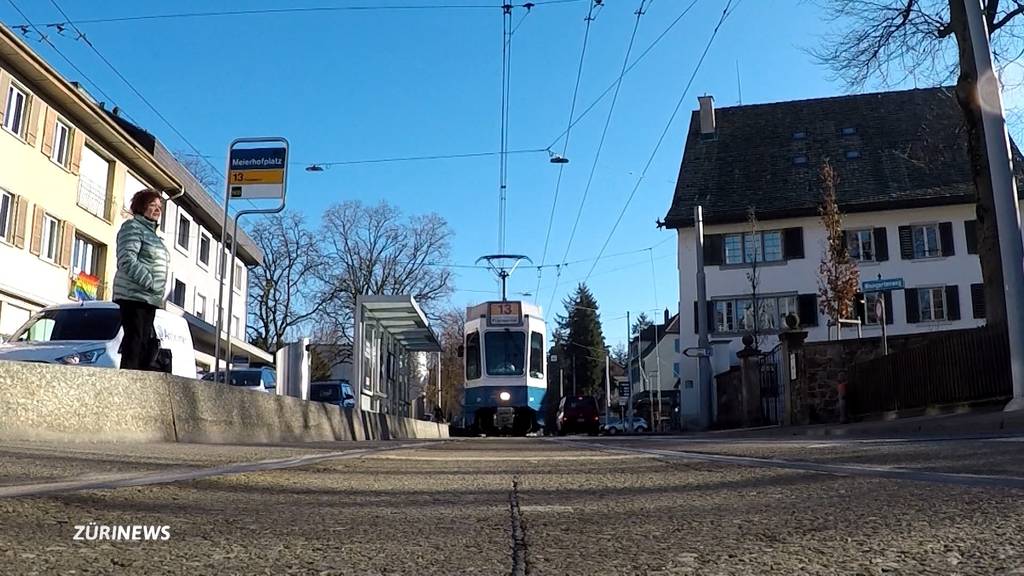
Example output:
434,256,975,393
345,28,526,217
484,331,525,376
11,308,121,342
205,371,261,387
310,384,341,401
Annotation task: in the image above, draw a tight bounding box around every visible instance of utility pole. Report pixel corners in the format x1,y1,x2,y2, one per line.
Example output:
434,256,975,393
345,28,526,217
604,353,611,426
695,205,713,429
626,311,634,432
963,0,1024,411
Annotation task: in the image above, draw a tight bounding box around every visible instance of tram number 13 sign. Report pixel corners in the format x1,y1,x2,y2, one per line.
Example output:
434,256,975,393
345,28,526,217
488,301,523,326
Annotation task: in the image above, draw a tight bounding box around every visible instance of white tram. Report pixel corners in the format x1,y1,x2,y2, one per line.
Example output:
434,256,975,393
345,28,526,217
462,300,546,435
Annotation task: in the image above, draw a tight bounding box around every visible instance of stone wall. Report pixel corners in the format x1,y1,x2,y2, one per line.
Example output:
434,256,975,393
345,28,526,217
0,360,448,444
792,329,973,424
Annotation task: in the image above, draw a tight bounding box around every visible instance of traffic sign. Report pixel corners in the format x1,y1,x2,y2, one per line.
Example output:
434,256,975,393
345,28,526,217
683,346,713,358
227,146,288,199
863,277,904,292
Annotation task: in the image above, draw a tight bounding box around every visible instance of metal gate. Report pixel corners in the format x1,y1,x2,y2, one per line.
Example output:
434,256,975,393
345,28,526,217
759,345,782,425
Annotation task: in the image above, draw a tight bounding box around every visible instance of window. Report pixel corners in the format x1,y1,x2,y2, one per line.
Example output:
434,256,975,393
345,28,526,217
12,307,120,342
195,293,207,321
122,172,146,213
171,279,186,307
845,150,861,160
40,215,60,262
0,189,11,240
725,231,784,265
674,338,679,353
3,83,27,136
713,294,798,334
176,214,191,251
51,120,71,166
232,315,240,338
673,362,680,378
793,154,808,165
485,331,525,376
792,131,806,140
77,146,110,219
198,233,211,267
233,262,244,291
847,229,874,262
71,235,99,275
912,224,940,258
465,331,481,380
529,332,544,378
918,287,946,322
841,127,857,136
218,250,228,278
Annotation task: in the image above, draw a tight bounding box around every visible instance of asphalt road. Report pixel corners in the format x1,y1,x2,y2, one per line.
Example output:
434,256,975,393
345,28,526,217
2,434,1024,575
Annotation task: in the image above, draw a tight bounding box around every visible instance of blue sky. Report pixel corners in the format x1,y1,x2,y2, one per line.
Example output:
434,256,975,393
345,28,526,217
1,0,902,345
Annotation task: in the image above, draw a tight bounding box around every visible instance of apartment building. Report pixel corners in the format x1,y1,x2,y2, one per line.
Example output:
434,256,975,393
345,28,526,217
662,87,1022,422
0,24,181,335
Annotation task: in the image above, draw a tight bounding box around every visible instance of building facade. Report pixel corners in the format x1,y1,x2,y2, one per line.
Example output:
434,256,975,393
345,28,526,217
662,87,1022,423
0,24,269,372
0,25,180,336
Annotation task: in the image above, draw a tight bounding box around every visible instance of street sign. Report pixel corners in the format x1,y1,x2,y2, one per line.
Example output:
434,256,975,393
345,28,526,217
682,346,713,358
227,146,288,199
863,277,904,292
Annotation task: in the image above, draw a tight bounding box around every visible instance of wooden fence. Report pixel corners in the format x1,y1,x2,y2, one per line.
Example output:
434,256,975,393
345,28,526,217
847,327,1011,416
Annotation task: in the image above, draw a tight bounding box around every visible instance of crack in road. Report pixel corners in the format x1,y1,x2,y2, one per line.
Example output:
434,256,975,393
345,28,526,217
509,474,529,576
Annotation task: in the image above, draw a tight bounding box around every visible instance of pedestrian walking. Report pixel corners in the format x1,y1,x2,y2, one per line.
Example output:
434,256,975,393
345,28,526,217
113,190,169,371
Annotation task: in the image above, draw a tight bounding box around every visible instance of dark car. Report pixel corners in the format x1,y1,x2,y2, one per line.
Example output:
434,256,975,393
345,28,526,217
310,380,356,409
201,367,277,393
556,395,600,436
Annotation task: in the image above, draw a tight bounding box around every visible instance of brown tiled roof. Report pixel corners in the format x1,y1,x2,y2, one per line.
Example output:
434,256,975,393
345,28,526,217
663,87,1024,228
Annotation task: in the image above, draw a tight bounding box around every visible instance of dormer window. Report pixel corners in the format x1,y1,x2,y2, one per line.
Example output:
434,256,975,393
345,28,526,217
841,127,857,136
845,150,861,159
792,131,807,140
793,154,808,165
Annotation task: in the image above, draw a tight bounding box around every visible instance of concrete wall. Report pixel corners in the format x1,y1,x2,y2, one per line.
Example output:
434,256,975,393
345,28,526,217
0,360,448,444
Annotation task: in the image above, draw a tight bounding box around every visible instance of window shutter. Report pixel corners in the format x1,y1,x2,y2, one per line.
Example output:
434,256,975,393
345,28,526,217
965,220,978,254
69,130,85,175
783,227,804,259
939,222,955,256
898,225,914,260
873,227,888,261
905,288,920,324
703,234,723,266
693,301,699,334
40,107,56,157
971,283,986,319
59,223,74,269
883,290,894,325
945,285,960,321
797,294,818,327
24,95,41,146
29,206,43,256
12,196,27,248
0,71,10,125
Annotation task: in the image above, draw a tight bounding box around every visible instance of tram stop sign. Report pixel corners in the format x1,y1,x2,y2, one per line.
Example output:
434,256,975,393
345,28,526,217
228,146,288,199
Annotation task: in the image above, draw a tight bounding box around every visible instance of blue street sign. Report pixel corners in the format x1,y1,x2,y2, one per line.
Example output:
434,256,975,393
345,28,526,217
863,277,904,292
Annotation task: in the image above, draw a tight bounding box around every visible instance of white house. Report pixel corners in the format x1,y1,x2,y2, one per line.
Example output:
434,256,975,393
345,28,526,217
627,311,680,427
662,87,1016,424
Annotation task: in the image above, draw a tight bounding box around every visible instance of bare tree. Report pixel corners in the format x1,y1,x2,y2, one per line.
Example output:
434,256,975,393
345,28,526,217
246,212,337,353
315,200,455,353
817,162,862,333
811,0,1024,327
173,151,222,193
609,342,629,367
745,207,763,348
424,308,466,422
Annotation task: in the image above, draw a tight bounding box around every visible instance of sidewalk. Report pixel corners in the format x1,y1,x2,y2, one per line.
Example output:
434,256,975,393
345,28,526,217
696,406,1024,439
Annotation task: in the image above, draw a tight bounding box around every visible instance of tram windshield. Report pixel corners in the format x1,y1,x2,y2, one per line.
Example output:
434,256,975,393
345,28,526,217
484,331,525,376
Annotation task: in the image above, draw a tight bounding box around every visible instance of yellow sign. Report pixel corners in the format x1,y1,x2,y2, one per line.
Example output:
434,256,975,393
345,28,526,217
228,169,284,185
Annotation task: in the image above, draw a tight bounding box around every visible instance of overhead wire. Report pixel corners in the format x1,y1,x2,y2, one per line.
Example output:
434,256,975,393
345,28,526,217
584,0,742,283
535,0,601,301
22,0,587,27
548,0,649,314
497,2,514,252
38,0,260,215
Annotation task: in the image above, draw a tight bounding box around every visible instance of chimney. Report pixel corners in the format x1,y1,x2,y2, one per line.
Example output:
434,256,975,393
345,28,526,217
698,95,716,137
664,308,670,325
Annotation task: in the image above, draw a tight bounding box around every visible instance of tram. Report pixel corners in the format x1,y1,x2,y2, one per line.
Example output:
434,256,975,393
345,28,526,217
462,300,546,436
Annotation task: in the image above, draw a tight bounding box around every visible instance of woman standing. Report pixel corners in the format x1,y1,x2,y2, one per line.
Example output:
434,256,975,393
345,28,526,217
113,190,169,370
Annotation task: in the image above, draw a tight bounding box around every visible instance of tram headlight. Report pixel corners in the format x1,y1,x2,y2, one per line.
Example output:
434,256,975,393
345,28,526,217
499,391,511,402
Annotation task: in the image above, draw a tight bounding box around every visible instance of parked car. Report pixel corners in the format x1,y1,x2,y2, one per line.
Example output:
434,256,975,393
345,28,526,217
0,301,197,379
310,380,356,408
202,367,277,393
600,416,649,435
556,395,600,435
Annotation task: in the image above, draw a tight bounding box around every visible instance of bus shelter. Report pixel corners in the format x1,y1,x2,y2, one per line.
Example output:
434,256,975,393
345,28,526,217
353,295,441,416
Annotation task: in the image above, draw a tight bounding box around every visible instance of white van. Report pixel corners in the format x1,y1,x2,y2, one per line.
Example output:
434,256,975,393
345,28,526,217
0,301,197,379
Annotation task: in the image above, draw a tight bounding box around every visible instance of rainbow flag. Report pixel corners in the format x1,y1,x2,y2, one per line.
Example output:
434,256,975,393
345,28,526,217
70,272,100,301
